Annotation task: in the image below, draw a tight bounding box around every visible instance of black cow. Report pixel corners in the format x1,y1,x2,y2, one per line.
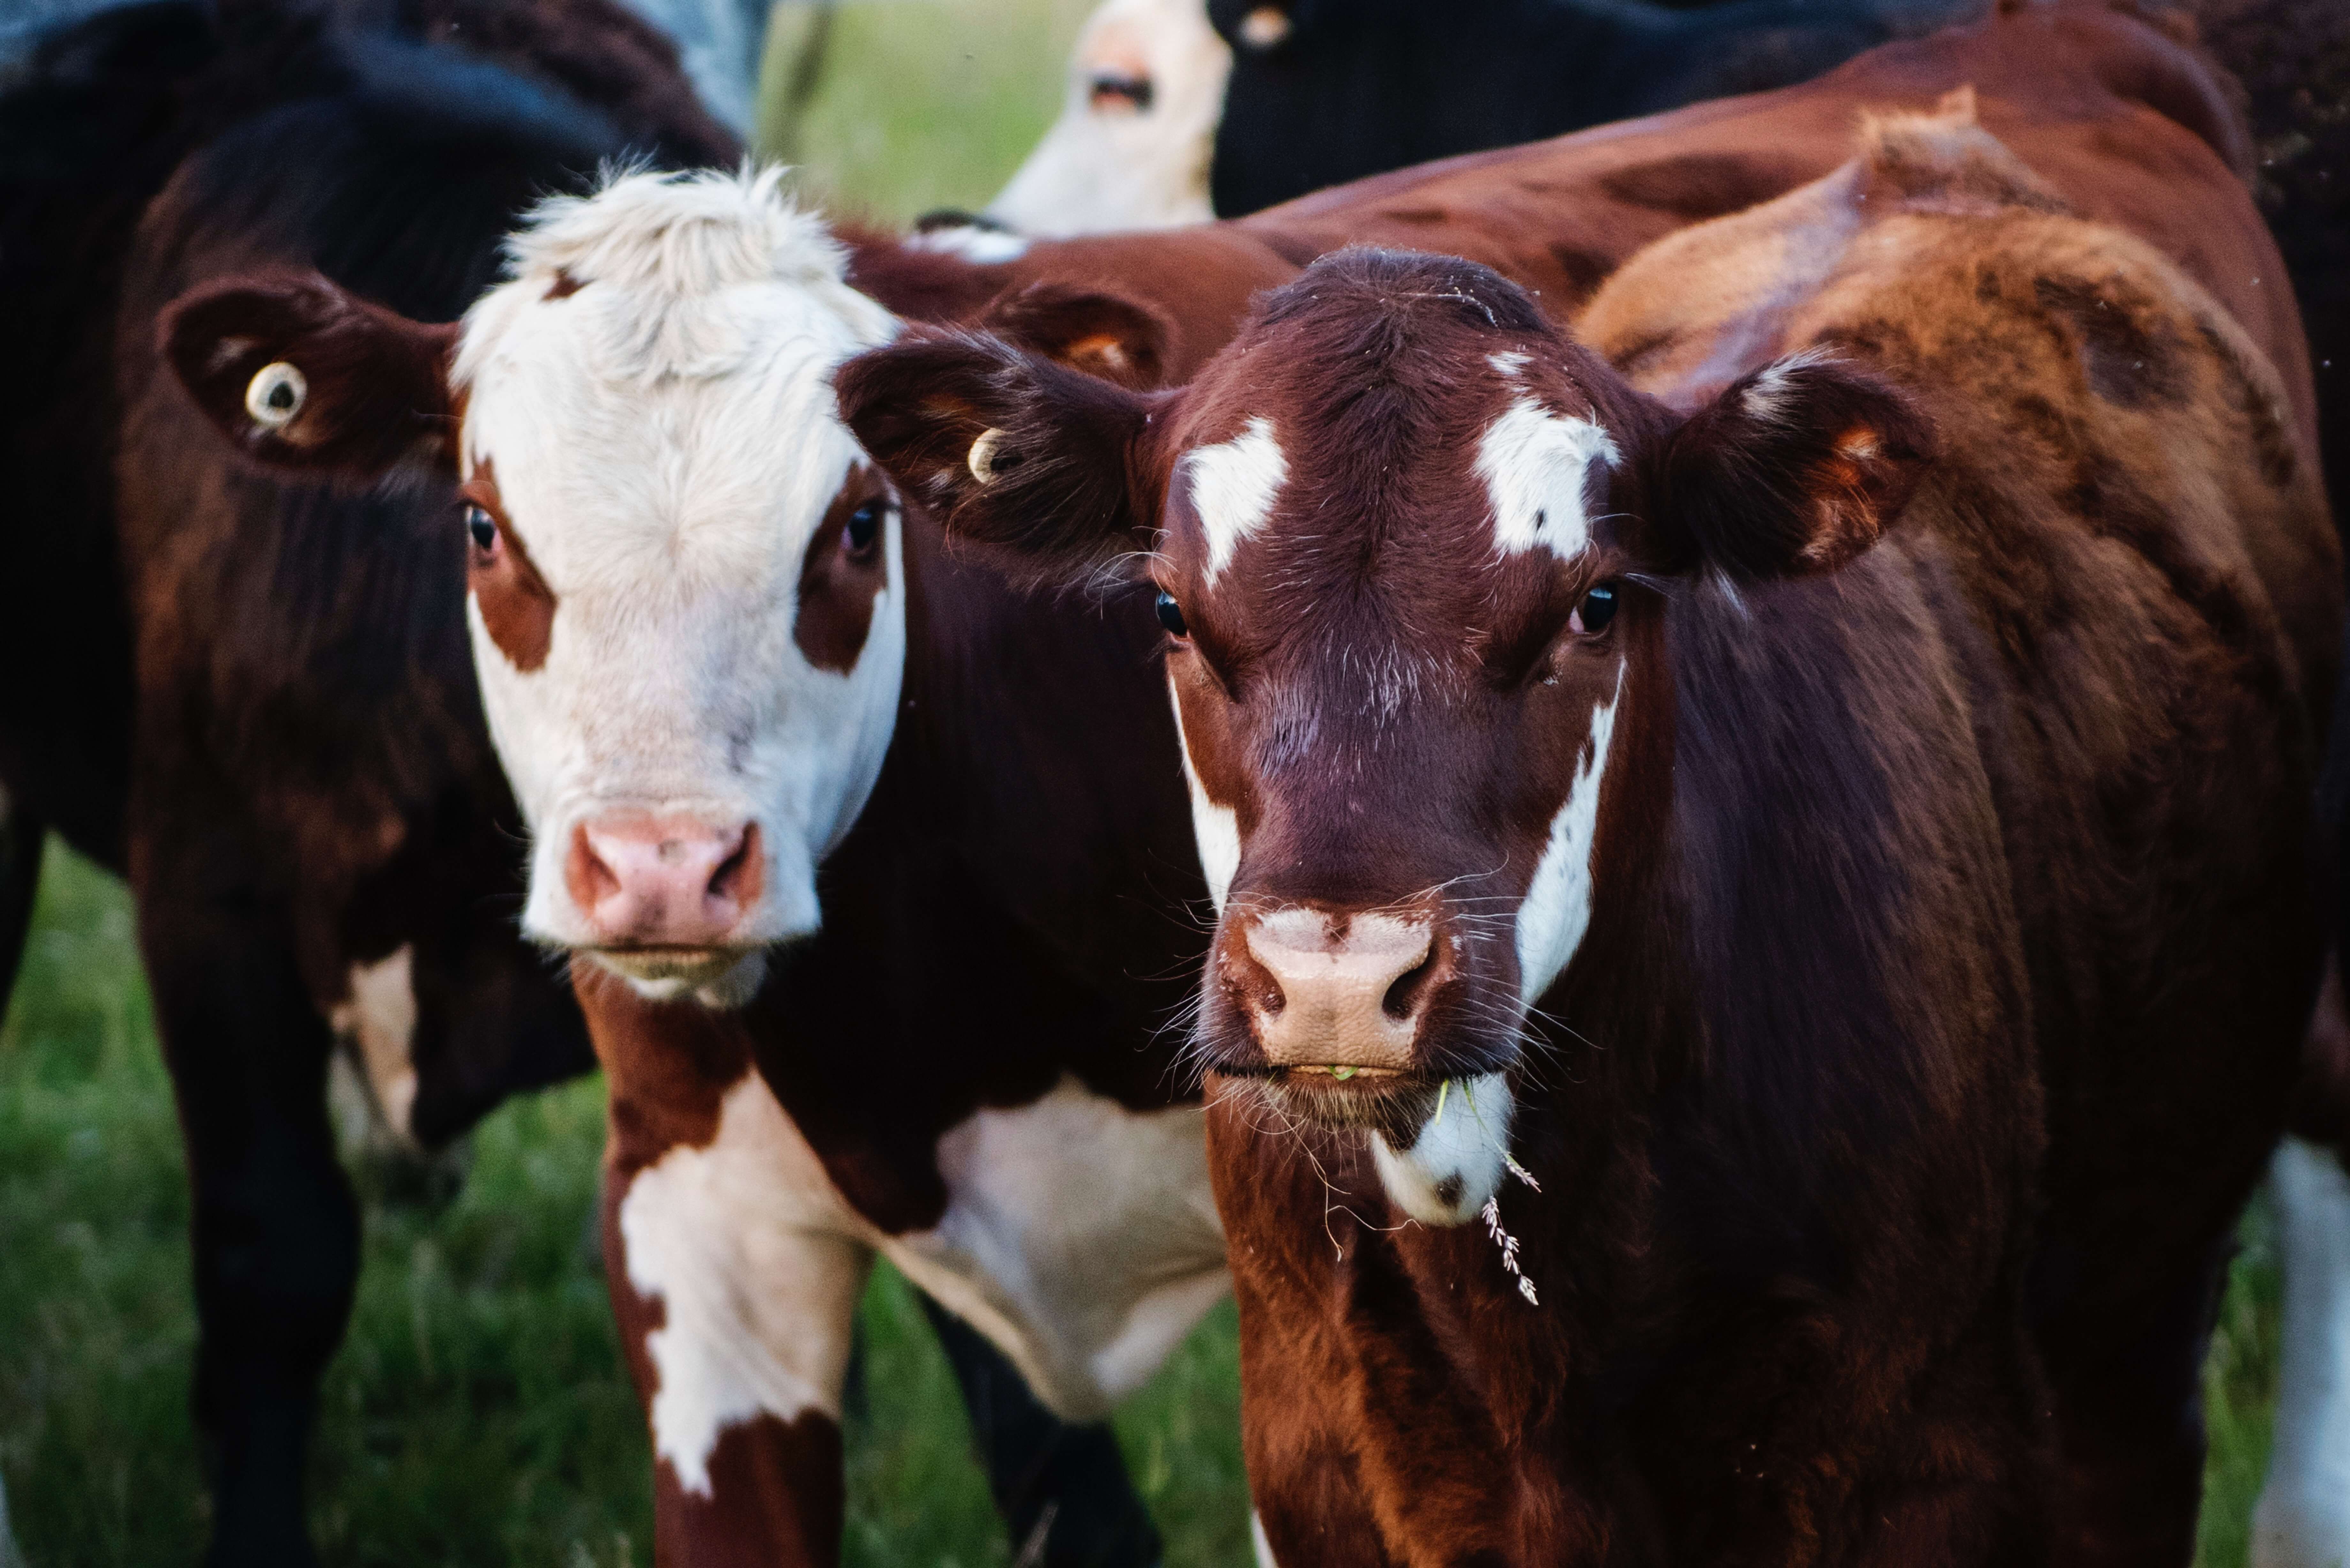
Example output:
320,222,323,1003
1203,0,1988,216
0,4,1156,1563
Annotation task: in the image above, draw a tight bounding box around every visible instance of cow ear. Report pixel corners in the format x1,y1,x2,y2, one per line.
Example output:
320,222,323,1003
1641,352,1934,580
835,330,1157,579
159,272,459,477
979,282,1174,390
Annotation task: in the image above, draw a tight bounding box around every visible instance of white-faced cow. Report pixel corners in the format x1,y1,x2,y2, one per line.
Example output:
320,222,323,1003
836,98,2340,1565
1,4,1164,1565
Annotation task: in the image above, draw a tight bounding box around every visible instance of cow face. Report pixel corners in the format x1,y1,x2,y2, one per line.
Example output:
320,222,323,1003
988,0,1232,236
161,171,905,1006
842,249,1928,1220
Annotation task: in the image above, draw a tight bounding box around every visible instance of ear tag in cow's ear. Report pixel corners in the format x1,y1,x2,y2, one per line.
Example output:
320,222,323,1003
244,362,307,430
967,427,1007,486
1238,5,1291,48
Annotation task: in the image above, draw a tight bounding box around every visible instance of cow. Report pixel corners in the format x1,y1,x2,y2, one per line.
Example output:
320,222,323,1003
988,0,1233,235
154,2,2319,1559
837,87,2339,1563
0,4,1166,1564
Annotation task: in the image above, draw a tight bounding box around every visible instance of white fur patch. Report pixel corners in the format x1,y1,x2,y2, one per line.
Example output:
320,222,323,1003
906,224,1031,265
882,1077,1228,1420
988,0,1231,236
1251,1510,1279,1568
618,1071,872,1497
1516,679,1621,1005
455,168,907,977
1183,417,1287,585
1169,676,1239,912
2251,1135,2350,1568
1371,1072,1515,1226
1475,395,1618,559
327,944,420,1143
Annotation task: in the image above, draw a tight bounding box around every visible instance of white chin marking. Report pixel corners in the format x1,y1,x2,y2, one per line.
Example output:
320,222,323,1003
2251,1135,2350,1568
1516,675,1621,1006
1475,384,1618,560
591,949,768,1010
1168,677,1238,912
1371,1072,1514,1227
1185,416,1287,585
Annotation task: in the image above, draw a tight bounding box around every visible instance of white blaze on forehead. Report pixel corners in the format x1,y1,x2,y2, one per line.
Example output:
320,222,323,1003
450,167,906,971
1517,674,1622,1006
619,1071,872,1497
1372,1072,1516,1226
1476,358,1619,559
1183,416,1287,584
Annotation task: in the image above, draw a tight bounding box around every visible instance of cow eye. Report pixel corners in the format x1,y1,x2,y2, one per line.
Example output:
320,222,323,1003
1155,589,1189,638
464,505,497,552
845,503,882,554
1569,581,1618,636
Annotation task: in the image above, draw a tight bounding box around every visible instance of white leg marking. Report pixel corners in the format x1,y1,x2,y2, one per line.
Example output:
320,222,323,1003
2253,1135,2350,1568
1169,677,1239,913
620,1071,871,1496
1184,417,1287,585
1371,1071,1515,1227
884,1077,1227,1420
1516,680,1621,1006
327,944,421,1145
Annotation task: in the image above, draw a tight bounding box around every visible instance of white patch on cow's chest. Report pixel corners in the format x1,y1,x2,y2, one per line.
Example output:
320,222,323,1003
1517,678,1621,1006
1371,1072,1516,1226
1168,676,1239,912
618,1072,870,1497
881,1077,1227,1421
1475,373,1619,560
1184,417,1287,585
327,944,420,1143
2251,1135,2350,1567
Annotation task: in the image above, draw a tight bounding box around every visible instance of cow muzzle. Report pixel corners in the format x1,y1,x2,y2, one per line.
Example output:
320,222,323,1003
564,813,765,984
1215,904,1459,1112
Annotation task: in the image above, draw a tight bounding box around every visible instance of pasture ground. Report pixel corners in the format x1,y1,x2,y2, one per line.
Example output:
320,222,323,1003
0,0,2292,1560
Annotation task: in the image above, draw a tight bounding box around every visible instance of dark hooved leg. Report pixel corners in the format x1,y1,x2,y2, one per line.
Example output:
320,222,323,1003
0,792,44,1020
140,887,356,1568
919,1293,1164,1568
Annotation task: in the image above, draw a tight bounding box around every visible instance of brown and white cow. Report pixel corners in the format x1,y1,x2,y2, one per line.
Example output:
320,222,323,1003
836,99,2339,1564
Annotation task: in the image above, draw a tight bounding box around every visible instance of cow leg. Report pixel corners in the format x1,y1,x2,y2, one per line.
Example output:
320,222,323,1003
916,1291,1164,1568
2251,1136,2350,1568
0,785,43,1014
600,1066,872,1568
139,893,355,1568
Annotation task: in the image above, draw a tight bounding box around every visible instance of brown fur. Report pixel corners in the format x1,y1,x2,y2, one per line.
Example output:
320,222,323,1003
791,466,891,675
462,459,557,672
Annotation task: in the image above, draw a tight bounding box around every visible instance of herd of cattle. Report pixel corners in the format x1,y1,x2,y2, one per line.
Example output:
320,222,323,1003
3,0,2349,1564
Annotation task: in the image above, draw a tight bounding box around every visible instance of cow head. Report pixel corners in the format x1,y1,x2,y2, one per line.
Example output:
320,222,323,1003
161,168,1161,1008
988,0,1232,236
840,248,1929,1221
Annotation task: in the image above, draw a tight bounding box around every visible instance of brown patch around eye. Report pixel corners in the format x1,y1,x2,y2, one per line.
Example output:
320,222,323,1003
463,458,556,672
795,466,891,673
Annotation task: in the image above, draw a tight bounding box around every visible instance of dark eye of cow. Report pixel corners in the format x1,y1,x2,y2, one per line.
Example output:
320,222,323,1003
1570,581,1618,636
464,504,497,553
1155,590,1189,639
845,503,882,556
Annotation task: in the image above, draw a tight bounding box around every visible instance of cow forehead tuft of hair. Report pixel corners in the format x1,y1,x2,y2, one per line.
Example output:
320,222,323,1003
503,165,848,297
1259,249,1550,340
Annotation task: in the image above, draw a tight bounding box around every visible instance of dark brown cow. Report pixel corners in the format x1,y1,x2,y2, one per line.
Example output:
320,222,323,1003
839,95,2336,1568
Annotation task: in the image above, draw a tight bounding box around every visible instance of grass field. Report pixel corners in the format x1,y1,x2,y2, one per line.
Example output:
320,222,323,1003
0,1,2300,1562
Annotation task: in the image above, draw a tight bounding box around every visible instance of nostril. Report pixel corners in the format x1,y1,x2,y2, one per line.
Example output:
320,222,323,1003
568,825,621,908
708,822,759,907
1383,946,1440,1020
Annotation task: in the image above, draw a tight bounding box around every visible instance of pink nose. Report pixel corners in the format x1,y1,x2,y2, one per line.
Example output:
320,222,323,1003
565,816,763,948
